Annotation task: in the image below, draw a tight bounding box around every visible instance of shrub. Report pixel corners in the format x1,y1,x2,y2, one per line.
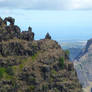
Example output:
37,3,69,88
42,84,48,92
0,67,6,79
30,85,35,91
6,67,14,76
51,70,57,75
54,88,59,92
32,53,37,61
19,64,24,69
27,76,36,85
59,57,64,69
65,49,70,56
28,76,35,82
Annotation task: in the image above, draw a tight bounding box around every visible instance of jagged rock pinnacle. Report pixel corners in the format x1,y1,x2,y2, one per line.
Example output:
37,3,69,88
0,17,3,26
28,26,32,32
45,33,51,39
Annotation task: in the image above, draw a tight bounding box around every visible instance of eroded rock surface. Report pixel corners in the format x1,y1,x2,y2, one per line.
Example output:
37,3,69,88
45,33,51,39
0,17,82,92
0,17,34,41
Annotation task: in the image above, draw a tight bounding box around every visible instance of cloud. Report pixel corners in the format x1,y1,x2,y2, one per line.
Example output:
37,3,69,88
0,0,6,2
68,0,92,10
0,0,92,10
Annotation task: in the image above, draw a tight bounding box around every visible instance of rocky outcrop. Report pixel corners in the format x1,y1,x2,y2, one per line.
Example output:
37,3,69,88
4,17,15,26
0,17,34,41
21,27,34,41
0,17,3,26
45,33,51,39
0,17,82,92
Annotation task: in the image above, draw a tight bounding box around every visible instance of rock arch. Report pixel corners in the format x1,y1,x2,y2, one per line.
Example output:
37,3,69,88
4,17,15,26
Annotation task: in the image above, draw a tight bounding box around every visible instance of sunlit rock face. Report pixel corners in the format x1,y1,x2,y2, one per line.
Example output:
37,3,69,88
74,38,92,91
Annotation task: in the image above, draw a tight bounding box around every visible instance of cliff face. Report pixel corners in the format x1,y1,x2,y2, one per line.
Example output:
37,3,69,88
0,17,82,92
75,39,92,60
74,38,92,91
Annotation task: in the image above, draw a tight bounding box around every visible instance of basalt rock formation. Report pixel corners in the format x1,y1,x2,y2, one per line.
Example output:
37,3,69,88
21,27,34,41
4,17,15,25
0,17,34,41
0,17,82,92
45,33,51,39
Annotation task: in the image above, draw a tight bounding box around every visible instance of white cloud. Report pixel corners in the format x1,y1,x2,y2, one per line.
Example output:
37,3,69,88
0,0,6,2
67,0,92,10
0,0,92,10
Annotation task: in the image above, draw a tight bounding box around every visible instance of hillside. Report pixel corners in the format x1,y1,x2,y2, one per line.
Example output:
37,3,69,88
60,40,86,61
0,17,82,92
74,38,92,91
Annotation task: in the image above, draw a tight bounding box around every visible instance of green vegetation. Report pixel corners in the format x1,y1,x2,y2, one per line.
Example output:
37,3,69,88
30,85,35,91
19,64,24,70
28,76,35,83
51,69,57,75
42,84,48,92
54,88,59,92
0,67,14,80
65,49,70,56
32,53,38,61
6,67,14,76
59,57,64,69
0,68,6,79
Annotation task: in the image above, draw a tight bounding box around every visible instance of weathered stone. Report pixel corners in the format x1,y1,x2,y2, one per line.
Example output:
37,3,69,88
0,17,34,42
28,26,32,32
0,17,3,26
0,17,83,92
21,27,34,41
45,33,51,39
4,17,15,26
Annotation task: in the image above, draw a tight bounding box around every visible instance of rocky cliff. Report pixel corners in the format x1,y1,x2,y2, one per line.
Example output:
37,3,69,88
74,38,92,92
0,17,82,92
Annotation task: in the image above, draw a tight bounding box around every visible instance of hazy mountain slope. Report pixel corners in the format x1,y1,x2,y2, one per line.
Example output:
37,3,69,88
74,38,92,91
60,41,86,61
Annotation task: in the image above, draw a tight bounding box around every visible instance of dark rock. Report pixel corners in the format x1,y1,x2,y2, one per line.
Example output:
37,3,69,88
0,17,3,26
20,26,34,41
2,80,12,85
0,17,34,42
41,66,50,73
45,33,51,39
5,25,21,38
4,17,15,26
28,26,32,32
68,63,74,71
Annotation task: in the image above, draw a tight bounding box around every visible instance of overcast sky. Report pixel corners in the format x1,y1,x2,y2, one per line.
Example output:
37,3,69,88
0,0,92,10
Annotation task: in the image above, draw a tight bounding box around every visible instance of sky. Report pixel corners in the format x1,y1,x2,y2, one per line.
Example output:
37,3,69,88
0,0,92,10
0,0,92,41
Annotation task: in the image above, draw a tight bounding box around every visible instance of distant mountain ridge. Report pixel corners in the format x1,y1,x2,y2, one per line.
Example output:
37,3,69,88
60,40,86,61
